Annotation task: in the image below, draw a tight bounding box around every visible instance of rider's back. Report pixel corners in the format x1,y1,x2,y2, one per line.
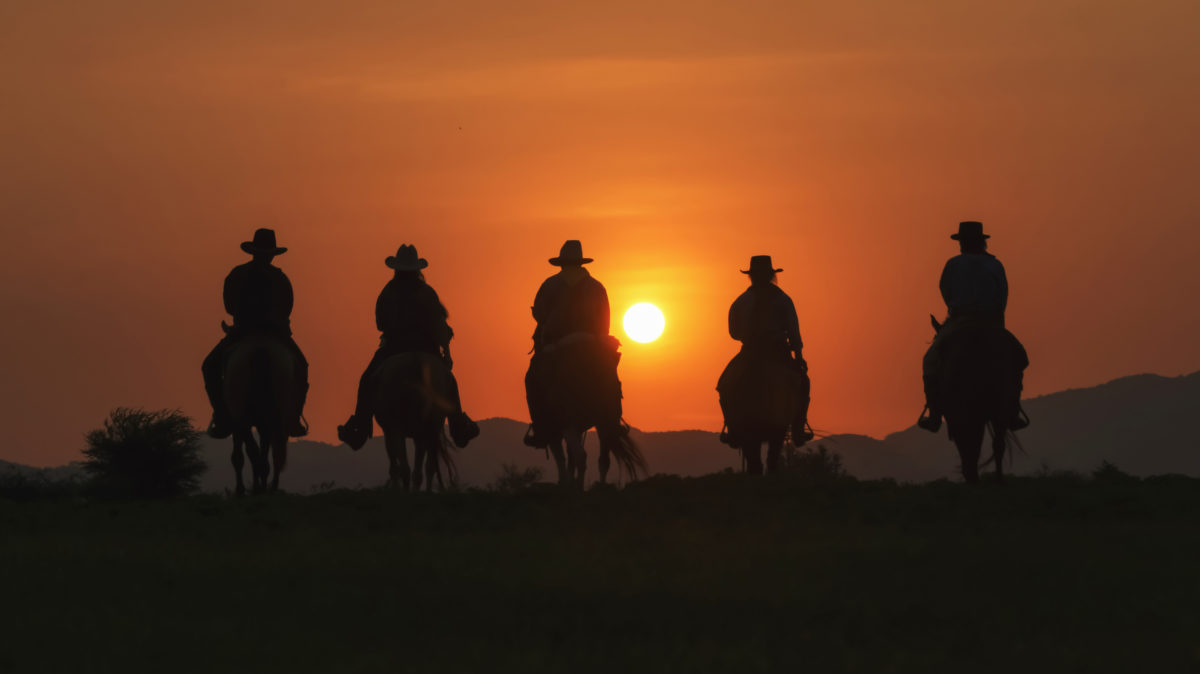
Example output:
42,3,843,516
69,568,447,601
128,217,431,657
376,278,450,352
224,262,293,334
940,253,1007,322
729,283,800,355
533,268,610,347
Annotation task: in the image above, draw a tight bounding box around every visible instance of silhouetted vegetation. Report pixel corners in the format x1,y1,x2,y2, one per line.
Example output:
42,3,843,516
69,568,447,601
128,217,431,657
489,462,544,492
1092,460,1139,484
780,443,846,480
82,408,206,499
0,468,81,501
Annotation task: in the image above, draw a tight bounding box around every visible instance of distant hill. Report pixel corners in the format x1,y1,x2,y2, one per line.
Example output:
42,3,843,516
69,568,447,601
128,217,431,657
824,371,1200,482
8,372,1198,491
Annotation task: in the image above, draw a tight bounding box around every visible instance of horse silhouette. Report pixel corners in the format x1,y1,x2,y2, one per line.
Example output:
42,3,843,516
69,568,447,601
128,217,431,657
223,330,297,494
536,335,645,487
931,316,1022,483
718,355,797,475
371,352,457,491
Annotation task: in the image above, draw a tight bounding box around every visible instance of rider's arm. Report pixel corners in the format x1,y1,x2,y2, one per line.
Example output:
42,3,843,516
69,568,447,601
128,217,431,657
592,282,610,336
222,268,239,317
782,294,803,355
997,260,1009,313
280,272,294,319
729,293,747,341
938,258,960,314
425,285,453,346
375,285,390,334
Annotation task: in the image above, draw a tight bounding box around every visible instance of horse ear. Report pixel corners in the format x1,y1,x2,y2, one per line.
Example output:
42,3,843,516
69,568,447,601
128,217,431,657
930,314,941,332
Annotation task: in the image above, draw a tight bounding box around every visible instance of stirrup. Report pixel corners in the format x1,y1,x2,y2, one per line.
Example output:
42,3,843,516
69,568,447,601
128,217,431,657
523,425,547,449
207,416,232,440
289,415,309,438
916,407,942,433
719,425,734,447
337,415,370,451
1010,407,1030,431
449,413,480,448
792,422,815,445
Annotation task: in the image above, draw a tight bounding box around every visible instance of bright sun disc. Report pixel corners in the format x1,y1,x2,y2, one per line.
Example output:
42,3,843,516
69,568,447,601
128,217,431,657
623,303,665,343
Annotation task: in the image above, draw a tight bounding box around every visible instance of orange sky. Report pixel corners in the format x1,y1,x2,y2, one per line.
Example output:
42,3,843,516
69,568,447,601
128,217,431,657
2,0,1199,467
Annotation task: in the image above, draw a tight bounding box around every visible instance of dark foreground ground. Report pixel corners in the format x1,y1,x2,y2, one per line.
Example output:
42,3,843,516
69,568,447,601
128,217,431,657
3,471,1200,673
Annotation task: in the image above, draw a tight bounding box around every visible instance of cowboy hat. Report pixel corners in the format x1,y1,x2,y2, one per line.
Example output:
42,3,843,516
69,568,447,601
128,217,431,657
951,221,990,241
385,244,429,271
741,255,783,275
240,228,287,255
549,240,593,266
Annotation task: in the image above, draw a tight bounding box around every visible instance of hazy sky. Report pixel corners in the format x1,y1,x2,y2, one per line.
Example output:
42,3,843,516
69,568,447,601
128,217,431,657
2,0,1198,466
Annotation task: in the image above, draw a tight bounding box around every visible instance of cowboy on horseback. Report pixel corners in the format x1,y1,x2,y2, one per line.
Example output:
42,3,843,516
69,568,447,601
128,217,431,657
201,228,309,439
523,240,620,449
336,244,480,451
918,221,1029,433
718,255,814,449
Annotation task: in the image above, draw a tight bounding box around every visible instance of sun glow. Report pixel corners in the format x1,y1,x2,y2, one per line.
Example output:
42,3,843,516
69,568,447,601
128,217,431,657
623,303,665,343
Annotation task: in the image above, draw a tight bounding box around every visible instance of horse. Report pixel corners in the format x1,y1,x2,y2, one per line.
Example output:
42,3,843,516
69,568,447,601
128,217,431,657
371,352,457,492
223,331,298,495
931,316,1024,483
534,334,646,488
718,352,799,475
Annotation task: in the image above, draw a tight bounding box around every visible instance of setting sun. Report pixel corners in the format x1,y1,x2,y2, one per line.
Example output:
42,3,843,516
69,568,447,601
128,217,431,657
623,303,666,343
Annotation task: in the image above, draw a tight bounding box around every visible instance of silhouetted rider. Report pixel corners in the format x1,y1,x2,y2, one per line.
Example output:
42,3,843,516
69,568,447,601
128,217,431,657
336,244,479,450
201,228,308,438
524,240,615,448
918,221,1029,432
720,255,813,444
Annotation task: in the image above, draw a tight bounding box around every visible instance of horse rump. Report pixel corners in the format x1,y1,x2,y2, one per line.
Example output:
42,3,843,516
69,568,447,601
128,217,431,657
717,351,798,443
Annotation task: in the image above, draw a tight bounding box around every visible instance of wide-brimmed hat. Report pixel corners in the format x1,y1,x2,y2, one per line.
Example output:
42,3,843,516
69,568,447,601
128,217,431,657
549,240,593,266
741,255,783,275
240,228,287,256
385,244,429,271
951,221,990,241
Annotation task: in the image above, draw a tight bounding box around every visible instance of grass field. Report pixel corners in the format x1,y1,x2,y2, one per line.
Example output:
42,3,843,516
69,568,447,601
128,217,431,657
3,470,1199,673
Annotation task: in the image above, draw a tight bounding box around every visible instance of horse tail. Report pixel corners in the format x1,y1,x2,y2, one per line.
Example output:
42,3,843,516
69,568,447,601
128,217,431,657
600,421,648,481
980,422,1024,469
979,422,1000,469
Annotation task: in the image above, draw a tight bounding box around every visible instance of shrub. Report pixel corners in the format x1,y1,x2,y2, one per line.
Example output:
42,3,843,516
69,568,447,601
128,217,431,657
781,444,848,480
1092,461,1138,484
0,469,82,501
82,408,206,499
490,463,543,493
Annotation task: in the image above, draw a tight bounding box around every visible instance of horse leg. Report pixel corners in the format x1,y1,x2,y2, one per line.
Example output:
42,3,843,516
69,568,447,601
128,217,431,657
955,421,984,484
565,429,586,488
742,441,764,476
765,437,784,475
231,436,246,497
992,423,1008,483
257,429,273,492
384,433,410,490
243,432,266,494
423,434,441,492
597,439,612,485
413,439,426,491
270,434,286,492
549,440,568,486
